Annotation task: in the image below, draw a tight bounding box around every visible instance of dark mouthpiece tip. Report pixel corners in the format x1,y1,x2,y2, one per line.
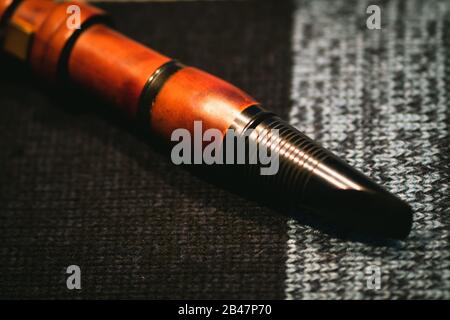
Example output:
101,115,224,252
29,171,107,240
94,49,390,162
229,108,414,240
313,189,414,240
375,192,413,240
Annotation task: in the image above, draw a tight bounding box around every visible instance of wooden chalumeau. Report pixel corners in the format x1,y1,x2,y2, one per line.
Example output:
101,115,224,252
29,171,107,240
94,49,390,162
0,0,413,239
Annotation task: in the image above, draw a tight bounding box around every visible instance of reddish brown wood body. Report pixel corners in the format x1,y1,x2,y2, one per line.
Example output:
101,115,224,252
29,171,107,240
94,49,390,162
151,67,257,139
3,0,259,138
68,24,170,117
7,0,56,31
30,1,105,80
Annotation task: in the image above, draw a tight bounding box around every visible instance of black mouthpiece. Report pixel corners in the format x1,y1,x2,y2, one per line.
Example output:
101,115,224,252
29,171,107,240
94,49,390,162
229,105,413,240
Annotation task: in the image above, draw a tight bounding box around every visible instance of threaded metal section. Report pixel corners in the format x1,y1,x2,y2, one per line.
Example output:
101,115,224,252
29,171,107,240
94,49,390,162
229,107,330,206
251,116,329,197
227,107,413,239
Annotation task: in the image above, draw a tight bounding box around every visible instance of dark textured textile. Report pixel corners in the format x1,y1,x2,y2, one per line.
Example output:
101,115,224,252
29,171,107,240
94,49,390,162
0,1,292,299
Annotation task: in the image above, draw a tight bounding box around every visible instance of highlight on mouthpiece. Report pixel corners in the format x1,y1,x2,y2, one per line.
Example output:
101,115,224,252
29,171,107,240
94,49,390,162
229,105,413,240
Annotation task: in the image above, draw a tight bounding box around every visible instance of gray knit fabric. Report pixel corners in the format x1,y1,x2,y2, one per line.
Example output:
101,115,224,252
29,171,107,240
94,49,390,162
286,0,450,299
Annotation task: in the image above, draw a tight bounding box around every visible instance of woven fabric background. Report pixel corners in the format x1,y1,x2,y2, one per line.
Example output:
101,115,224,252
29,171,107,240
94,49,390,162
286,0,449,299
0,0,449,299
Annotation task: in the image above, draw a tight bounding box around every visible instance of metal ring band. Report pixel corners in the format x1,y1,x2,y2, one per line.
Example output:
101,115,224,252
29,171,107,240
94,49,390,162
137,60,184,130
57,15,112,83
